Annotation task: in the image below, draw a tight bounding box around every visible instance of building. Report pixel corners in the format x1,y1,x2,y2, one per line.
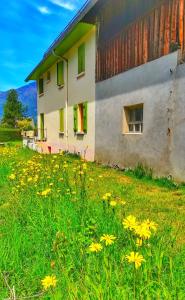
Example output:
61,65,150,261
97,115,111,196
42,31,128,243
26,0,185,180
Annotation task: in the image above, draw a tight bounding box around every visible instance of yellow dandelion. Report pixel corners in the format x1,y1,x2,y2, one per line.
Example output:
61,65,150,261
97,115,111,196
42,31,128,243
142,219,158,232
82,163,87,170
9,174,16,180
41,275,57,290
134,224,151,240
89,242,103,253
110,200,117,207
126,252,145,269
120,200,126,206
100,234,116,246
102,193,112,201
41,188,51,196
122,215,138,230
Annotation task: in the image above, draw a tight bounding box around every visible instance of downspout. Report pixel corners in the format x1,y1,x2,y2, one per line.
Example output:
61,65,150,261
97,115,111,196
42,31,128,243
52,49,69,151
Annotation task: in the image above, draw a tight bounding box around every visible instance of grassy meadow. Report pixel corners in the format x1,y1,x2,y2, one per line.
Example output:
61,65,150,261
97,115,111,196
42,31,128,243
0,144,185,299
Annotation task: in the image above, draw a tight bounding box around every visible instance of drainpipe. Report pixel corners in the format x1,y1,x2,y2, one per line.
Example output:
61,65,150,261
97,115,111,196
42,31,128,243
52,49,69,151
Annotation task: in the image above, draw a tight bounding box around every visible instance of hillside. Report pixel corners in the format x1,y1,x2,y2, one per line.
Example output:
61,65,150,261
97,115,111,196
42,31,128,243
0,82,37,120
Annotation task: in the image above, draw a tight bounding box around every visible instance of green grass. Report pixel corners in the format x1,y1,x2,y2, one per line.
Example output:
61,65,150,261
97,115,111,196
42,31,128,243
0,145,185,299
0,127,21,142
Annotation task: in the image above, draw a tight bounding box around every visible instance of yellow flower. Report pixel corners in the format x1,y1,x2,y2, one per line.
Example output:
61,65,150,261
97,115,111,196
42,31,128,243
110,200,117,207
123,215,138,230
102,193,112,201
126,252,145,269
100,234,116,246
82,163,87,170
120,200,126,206
41,275,57,290
136,238,143,247
27,177,32,182
142,219,158,232
41,188,51,196
89,242,103,253
134,224,151,240
9,174,16,180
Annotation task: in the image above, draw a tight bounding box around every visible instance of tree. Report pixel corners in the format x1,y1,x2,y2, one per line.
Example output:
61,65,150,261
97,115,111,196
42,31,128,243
2,89,26,127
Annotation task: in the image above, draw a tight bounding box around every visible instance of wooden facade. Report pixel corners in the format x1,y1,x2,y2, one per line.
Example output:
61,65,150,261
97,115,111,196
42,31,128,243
95,0,185,82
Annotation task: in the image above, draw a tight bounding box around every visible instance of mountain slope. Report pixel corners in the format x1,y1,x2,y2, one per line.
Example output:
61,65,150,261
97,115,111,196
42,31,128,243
0,82,37,120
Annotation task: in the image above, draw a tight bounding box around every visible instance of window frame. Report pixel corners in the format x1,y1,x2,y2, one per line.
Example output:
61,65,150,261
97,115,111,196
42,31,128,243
78,43,85,76
46,71,51,83
57,61,64,87
38,78,44,96
59,108,65,133
73,102,88,134
123,104,144,134
40,113,45,140
78,103,84,133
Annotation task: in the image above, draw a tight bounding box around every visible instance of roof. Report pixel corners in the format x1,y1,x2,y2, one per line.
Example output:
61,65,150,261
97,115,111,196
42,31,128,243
25,0,98,82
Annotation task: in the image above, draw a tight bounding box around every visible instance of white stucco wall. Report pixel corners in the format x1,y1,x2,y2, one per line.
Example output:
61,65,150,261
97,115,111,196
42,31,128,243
37,27,96,160
95,51,182,178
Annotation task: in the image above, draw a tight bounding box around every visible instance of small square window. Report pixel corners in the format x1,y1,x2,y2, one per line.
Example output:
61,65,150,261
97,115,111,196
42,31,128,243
123,104,143,134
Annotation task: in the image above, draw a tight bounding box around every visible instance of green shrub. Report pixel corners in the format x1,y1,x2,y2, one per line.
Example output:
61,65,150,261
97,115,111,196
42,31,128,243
0,127,21,142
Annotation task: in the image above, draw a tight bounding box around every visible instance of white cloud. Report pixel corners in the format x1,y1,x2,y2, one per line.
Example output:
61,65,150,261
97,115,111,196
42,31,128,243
37,6,51,14
49,0,76,11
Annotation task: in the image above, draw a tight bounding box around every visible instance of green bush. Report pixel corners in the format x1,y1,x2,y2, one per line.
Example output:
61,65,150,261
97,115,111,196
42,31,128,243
0,127,21,142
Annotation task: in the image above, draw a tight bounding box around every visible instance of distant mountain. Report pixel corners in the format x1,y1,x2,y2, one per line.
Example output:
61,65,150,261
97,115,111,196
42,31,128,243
0,82,37,120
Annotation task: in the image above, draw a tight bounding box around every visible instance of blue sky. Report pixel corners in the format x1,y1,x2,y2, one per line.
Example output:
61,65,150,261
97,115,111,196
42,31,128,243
0,0,86,91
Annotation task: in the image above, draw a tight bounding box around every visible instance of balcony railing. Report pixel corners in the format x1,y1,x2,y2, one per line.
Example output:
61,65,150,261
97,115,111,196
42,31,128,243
22,129,47,142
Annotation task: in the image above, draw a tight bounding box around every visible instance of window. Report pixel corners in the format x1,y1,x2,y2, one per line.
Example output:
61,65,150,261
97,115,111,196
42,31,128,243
74,102,88,133
57,61,64,86
124,104,143,133
38,78,44,95
78,44,85,75
40,113,45,140
59,108,64,133
47,71,51,82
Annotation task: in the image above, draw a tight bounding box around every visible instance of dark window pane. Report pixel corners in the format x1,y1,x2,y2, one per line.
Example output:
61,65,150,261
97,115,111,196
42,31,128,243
135,108,143,121
128,110,135,122
129,124,134,132
135,124,140,132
